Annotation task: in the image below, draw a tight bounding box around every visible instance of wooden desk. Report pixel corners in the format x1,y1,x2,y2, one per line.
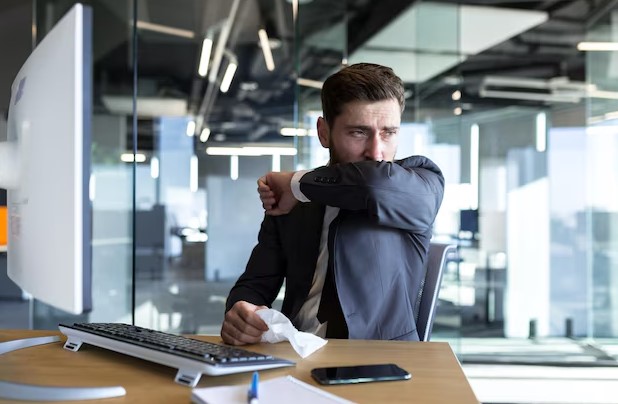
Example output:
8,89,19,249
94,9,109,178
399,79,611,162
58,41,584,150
0,330,478,404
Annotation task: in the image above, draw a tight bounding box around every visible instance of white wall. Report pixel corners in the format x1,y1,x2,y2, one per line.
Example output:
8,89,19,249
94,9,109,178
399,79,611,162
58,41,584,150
205,155,279,282
505,177,550,338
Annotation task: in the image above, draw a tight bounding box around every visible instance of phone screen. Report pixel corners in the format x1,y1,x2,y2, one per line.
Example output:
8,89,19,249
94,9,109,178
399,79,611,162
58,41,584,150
311,364,411,385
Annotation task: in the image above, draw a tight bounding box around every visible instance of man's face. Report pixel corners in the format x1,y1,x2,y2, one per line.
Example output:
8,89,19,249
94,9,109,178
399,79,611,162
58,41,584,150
317,99,401,164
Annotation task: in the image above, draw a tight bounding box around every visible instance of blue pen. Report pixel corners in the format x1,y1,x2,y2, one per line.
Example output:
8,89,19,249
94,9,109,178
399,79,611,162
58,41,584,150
247,371,259,404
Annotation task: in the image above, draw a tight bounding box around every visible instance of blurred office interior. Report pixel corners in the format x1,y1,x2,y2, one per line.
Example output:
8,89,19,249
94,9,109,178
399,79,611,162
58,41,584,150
1,1,618,401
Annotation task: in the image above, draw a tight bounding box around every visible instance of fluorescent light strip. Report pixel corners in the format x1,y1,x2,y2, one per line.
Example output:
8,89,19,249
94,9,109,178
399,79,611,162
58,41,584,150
200,127,211,142
258,29,275,71
198,38,213,77
230,155,239,180
135,20,194,39
151,156,160,179
280,127,308,136
186,120,196,136
470,124,479,210
297,77,323,89
206,146,297,156
272,154,281,172
190,155,198,192
220,62,237,93
577,41,618,51
89,174,96,201
208,0,241,84
536,112,547,152
121,153,146,163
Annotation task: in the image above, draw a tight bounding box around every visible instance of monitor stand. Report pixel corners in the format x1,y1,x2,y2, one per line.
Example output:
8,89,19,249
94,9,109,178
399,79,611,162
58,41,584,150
0,335,126,401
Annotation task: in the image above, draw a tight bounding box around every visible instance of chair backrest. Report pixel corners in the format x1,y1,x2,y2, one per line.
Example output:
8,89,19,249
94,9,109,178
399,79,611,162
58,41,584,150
416,243,456,341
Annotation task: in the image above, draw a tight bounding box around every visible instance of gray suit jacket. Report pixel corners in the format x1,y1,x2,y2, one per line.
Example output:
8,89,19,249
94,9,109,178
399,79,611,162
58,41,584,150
226,156,444,341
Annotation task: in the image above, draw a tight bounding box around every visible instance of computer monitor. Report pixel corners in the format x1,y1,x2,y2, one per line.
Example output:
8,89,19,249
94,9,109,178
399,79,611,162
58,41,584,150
0,4,93,314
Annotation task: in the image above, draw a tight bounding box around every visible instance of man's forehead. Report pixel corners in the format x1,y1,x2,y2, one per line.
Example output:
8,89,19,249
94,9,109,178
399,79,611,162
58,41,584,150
338,101,401,121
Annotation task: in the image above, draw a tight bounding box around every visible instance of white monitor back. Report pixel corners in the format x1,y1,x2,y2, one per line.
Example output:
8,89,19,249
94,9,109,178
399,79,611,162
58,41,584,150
5,4,92,314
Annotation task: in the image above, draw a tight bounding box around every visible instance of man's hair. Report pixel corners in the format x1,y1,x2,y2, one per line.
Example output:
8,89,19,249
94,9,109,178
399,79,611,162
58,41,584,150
321,63,405,127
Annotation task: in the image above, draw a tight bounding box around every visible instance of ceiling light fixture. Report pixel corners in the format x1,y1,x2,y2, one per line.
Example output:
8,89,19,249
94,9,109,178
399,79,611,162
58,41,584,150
230,155,239,181
220,59,237,93
120,153,146,163
297,77,323,89
190,155,198,192
135,20,194,39
208,0,241,84
198,37,213,77
280,127,308,136
470,124,479,211
206,146,297,156
200,127,211,142
536,112,546,152
186,120,196,136
258,29,275,71
577,41,618,51
150,156,159,179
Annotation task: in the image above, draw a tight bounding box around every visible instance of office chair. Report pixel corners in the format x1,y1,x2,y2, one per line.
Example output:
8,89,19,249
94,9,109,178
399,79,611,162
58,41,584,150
416,243,457,341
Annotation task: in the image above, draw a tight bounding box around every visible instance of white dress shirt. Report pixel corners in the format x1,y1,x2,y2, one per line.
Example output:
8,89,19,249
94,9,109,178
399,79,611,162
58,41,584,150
289,170,339,337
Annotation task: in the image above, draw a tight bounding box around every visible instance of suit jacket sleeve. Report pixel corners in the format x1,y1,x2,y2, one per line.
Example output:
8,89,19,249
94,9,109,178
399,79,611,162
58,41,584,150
225,214,285,311
298,155,444,232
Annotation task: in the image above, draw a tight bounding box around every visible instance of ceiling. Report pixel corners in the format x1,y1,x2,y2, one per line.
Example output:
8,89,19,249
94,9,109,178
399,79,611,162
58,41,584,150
3,0,617,148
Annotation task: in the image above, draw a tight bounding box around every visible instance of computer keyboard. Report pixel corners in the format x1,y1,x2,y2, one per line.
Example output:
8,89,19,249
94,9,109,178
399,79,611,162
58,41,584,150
58,323,294,387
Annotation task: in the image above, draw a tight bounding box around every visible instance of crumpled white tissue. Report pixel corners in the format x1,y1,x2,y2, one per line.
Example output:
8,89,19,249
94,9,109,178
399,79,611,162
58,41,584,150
256,308,327,358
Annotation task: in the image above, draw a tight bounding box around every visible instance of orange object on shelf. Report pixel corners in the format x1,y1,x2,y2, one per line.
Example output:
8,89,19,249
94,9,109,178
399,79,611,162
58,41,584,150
0,206,7,246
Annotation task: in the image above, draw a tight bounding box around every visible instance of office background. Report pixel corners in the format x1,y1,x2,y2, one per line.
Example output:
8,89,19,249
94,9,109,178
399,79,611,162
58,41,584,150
1,0,618,384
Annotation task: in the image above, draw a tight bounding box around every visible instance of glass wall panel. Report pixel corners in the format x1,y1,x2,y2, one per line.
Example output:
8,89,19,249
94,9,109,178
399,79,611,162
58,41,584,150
411,1,463,347
134,0,296,334
7,0,617,368
585,9,618,345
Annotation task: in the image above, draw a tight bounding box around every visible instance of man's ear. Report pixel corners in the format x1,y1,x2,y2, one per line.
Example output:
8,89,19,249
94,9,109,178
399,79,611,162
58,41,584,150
317,117,330,148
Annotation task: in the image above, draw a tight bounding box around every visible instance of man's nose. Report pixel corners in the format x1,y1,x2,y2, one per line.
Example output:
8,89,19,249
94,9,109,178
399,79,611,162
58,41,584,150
364,134,383,161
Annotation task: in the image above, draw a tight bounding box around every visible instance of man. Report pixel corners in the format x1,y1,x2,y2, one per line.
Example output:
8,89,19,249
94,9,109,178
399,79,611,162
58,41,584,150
221,63,444,345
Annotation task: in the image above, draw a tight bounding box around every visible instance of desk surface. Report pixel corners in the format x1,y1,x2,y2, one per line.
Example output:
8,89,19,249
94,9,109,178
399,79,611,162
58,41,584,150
0,330,478,404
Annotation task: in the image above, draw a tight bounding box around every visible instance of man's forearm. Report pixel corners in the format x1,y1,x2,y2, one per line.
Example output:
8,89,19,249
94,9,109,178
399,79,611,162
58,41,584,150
295,157,445,232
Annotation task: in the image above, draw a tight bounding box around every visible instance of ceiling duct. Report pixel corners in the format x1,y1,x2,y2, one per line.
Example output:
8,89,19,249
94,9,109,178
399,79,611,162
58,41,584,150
479,76,596,103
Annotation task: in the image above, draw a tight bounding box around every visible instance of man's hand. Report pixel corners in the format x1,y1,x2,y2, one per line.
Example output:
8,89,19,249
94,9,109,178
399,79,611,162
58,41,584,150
221,301,269,345
257,171,298,216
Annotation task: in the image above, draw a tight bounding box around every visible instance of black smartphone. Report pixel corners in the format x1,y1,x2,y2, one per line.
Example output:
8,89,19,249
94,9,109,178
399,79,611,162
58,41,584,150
311,363,411,385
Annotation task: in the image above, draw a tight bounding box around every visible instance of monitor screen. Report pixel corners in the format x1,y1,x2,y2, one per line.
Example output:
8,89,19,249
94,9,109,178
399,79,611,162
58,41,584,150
460,209,479,234
4,4,92,314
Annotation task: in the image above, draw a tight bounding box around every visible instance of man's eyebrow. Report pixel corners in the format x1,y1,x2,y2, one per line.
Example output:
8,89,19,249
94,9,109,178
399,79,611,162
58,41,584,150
343,125,400,131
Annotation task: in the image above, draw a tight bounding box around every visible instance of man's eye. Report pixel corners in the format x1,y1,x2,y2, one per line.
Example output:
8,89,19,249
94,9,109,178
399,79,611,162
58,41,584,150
350,130,366,137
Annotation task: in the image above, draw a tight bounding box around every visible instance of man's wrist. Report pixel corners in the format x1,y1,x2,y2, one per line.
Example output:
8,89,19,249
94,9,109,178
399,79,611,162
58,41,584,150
290,170,310,202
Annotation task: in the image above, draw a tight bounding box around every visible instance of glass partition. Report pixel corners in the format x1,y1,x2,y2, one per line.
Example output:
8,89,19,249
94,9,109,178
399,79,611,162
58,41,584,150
133,0,297,334
585,8,618,344
16,0,618,368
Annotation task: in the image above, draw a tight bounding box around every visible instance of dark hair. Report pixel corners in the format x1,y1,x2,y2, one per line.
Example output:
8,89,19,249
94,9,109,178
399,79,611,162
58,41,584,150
321,63,405,127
